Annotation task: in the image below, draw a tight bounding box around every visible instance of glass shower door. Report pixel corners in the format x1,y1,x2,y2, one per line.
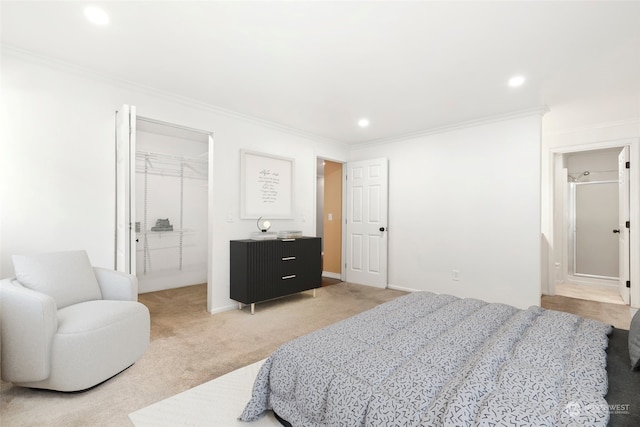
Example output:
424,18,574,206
571,181,619,279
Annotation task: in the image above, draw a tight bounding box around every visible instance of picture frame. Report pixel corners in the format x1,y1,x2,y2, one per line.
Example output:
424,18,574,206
240,150,294,219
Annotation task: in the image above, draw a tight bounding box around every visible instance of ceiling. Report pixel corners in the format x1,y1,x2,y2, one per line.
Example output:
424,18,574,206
2,1,640,145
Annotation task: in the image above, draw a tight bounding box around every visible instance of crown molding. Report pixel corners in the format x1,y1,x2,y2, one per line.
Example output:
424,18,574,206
349,106,550,149
542,117,640,137
1,44,348,147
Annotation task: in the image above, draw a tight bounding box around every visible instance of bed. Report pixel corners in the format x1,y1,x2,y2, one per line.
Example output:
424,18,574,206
240,292,640,426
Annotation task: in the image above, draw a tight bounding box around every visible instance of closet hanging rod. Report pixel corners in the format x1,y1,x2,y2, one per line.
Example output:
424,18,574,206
136,150,208,165
135,169,207,180
136,157,207,170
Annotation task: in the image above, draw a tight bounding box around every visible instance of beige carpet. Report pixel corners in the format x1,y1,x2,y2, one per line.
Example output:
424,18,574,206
0,282,406,427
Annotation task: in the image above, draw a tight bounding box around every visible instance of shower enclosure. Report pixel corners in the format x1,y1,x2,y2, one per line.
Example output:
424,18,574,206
568,171,619,282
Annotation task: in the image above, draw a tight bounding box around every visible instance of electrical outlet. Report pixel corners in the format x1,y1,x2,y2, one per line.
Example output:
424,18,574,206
452,270,460,281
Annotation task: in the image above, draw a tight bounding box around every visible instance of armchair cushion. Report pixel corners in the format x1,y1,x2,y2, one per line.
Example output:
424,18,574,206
13,250,102,309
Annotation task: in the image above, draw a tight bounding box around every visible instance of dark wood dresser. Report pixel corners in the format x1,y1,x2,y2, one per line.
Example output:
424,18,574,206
230,237,322,314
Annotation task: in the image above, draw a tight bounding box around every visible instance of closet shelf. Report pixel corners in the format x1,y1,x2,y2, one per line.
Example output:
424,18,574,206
136,151,207,180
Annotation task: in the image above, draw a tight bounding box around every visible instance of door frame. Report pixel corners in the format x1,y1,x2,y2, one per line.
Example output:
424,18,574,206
115,105,136,274
548,138,639,307
618,146,631,304
116,106,215,311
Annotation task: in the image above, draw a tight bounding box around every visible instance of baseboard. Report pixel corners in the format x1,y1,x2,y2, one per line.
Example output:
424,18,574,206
208,303,239,315
322,271,341,280
387,284,420,293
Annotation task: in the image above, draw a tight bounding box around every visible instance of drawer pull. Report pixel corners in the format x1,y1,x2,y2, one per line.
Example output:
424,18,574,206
282,275,296,280
282,256,296,261
281,239,296,242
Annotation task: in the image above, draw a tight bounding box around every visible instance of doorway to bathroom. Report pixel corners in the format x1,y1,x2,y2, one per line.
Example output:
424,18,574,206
553,146,631,305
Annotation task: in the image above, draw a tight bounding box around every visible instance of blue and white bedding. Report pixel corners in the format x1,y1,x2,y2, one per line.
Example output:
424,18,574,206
240,292,612,426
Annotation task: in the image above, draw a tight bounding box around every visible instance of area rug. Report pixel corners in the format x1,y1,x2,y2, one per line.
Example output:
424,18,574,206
129,359,279,426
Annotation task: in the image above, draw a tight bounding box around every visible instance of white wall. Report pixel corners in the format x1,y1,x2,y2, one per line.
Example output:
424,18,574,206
0,51,348,313
349,115,543,309
541,90,640,308
8,50,632,313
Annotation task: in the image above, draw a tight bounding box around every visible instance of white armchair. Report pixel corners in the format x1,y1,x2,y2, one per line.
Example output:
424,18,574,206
0,250,150,391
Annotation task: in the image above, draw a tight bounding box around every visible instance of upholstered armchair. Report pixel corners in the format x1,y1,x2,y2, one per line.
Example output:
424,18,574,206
0,250,150,391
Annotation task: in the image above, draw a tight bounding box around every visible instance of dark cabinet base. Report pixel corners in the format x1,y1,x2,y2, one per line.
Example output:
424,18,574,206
230,237,322,314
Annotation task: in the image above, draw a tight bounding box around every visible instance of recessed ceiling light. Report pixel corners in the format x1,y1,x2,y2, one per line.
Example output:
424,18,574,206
508,75,526,87
84,6,110,26
358,118,370,128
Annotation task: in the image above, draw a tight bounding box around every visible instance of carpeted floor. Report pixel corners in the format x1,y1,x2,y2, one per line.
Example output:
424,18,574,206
1,282,633,426
0,282,405,427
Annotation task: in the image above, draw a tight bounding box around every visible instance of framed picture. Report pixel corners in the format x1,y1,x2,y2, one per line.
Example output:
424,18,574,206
240,150,294,219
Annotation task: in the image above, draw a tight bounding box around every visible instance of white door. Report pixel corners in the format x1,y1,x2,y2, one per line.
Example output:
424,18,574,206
115,105,136,274
346,158,388,288
618,146,630,304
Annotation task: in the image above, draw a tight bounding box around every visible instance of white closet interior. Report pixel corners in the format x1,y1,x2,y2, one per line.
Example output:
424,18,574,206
135,119,209,293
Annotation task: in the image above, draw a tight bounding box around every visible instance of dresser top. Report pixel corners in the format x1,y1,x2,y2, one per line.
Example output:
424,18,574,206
231,236,319,243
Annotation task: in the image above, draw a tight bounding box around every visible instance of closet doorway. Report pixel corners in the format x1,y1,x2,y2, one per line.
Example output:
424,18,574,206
316,158,344,282
116,105,213,298
135,119,210,293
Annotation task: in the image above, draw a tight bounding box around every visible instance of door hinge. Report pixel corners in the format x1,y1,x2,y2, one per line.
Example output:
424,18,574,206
627,280,631,288
626,220,630,229
626,161,630,169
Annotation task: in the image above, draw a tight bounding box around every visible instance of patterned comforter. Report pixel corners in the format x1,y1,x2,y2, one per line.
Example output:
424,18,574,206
240,292,612,426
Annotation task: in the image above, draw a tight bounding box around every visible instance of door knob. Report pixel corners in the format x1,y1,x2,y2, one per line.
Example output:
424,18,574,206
613,229,620,233
379,227,386,232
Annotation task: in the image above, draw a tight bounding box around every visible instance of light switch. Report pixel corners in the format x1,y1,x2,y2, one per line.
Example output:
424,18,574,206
328,213,333,221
